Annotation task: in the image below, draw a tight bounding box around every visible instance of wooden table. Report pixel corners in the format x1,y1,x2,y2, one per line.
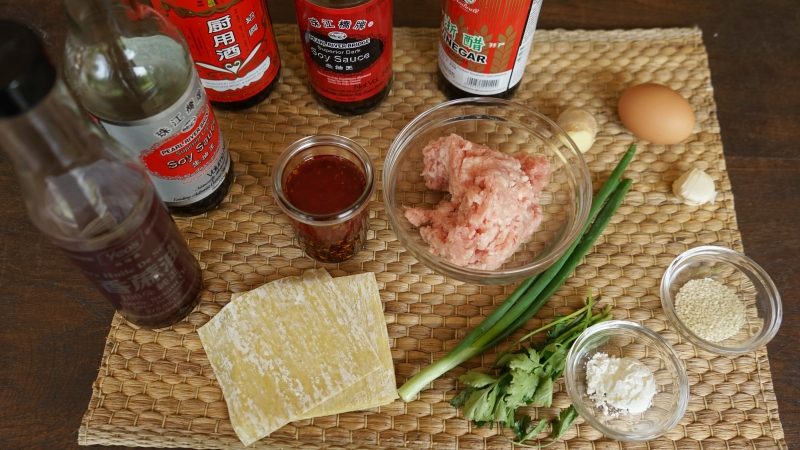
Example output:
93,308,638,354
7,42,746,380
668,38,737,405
0,1,797,449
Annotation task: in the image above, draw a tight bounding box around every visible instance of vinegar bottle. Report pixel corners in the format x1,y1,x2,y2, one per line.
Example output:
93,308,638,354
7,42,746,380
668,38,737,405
0,20,203,329
150,0,282,110
63,0,234,216
438,0,543,99
294,0,393,115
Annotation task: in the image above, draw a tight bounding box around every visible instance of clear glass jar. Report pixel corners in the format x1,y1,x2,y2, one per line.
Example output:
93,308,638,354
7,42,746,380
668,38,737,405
273,135,375,263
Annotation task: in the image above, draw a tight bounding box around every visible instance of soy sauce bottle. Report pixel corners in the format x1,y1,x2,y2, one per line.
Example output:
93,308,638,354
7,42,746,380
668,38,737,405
294,0,393,115
0,21,202,329
438,0,543,99
151,0,282,110
63,0,234,216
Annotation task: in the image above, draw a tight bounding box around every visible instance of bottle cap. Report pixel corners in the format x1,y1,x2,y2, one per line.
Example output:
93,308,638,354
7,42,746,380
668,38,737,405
0,20,56,118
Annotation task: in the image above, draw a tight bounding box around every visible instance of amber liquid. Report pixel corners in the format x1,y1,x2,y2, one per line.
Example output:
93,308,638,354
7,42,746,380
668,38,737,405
59,191,202,328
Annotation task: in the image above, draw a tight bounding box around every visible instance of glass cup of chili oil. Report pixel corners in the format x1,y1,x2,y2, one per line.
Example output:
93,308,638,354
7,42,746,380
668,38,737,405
273,135,375,263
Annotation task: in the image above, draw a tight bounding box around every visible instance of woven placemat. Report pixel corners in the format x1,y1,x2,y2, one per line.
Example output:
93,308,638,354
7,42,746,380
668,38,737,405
78,25,786,449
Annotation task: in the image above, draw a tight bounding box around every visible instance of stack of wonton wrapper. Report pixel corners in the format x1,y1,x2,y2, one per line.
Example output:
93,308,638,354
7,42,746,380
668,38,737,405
198,269,397,446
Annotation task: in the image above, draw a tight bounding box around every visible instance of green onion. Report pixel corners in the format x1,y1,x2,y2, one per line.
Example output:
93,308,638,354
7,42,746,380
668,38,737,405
396,145,636,402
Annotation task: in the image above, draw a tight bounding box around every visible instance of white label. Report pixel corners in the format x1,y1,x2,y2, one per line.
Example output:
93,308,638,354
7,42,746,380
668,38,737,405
99,74,230,207
439,45,512,95
509,0,543,88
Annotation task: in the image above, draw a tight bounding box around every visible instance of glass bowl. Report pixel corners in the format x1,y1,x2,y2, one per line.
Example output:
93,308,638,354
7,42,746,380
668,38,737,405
565,320,689,441
382,97,592,284
660,245,782,355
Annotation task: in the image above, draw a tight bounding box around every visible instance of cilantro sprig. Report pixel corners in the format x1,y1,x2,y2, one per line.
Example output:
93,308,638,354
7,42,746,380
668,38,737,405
450,294,611,447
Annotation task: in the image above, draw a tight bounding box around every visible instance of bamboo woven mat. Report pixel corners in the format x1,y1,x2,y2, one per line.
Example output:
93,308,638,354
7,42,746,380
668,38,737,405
78,25,787,449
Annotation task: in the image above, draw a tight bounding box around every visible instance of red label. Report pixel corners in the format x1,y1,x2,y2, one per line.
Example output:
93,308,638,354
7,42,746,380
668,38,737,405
141,102,221,180
294,0,393,103
152,0,281,103
441,0,533,75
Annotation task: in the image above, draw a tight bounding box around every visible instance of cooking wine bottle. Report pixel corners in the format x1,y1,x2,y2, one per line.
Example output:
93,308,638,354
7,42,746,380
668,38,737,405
294,0,393,115
63,0,234,216
151,0,282,110
0,20,203,329
438,0,543,99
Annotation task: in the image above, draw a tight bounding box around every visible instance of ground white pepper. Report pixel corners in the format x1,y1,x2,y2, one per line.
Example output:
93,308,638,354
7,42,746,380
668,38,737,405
674,277,746,342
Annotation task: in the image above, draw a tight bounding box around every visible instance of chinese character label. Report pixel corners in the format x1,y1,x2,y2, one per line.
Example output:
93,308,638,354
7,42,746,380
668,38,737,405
207,15,232,33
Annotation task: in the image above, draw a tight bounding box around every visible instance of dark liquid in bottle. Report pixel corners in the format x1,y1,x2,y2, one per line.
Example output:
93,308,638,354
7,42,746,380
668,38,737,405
315,80,392,116
285,154,368,262
169,160,235,216
60,191,202,328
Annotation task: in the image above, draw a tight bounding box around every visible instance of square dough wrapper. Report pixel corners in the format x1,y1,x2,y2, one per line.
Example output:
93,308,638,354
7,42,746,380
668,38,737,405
199,270,382,446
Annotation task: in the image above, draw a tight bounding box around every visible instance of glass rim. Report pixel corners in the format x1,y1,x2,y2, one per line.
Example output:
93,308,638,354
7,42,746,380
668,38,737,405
272,134,375,227
659,245,783,356
564,320,689,441
382,97,592,284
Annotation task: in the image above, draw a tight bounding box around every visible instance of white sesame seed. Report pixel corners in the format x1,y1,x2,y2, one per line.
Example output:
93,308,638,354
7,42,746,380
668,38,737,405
674,278,746,342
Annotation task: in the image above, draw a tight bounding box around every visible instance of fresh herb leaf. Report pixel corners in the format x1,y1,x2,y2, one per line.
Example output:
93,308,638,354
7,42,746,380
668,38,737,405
450,387,472,408
530,376,553,407
512,415,549,443
458,371,497,388
506,368,539,407
462,384,500,423
507,352,539,373
550,406,579,441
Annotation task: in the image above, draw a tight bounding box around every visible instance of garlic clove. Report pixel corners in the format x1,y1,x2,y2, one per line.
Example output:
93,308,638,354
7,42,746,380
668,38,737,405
673,168,716,205
557,107,598,153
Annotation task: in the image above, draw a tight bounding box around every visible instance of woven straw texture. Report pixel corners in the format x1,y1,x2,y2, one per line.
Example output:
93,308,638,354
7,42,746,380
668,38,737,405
78,26,786,449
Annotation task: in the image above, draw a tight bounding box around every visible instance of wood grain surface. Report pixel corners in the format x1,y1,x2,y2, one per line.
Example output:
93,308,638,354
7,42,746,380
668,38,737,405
0,1,797,449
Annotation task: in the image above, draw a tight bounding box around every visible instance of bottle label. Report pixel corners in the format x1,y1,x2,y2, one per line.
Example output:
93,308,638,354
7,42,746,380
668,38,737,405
439,0,542,95
294,0,393,103
58,191,200,325
152,0,281,103
99,75,230,207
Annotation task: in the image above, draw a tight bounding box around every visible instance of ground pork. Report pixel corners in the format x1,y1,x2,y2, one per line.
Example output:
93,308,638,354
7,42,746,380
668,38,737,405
404,134,551,270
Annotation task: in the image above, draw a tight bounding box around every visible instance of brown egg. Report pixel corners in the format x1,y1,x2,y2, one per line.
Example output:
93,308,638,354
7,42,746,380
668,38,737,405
618,83,695,145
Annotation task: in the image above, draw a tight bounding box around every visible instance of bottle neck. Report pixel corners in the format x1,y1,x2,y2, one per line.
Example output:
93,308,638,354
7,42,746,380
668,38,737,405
0,80,107,177
63,0,192,121
0,79,153,244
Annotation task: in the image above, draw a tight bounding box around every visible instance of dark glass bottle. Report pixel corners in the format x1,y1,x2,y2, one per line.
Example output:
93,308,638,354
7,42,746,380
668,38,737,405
438,0,543,99
63,0,234,216
0,21,202,329
151,0,282,110
294,0,393,115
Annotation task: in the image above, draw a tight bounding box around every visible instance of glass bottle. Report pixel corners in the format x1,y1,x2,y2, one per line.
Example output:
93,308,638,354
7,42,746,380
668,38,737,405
438,0,543,99
150,0,282,110
0,20,203,329
63,0,234,216
294,0,393,115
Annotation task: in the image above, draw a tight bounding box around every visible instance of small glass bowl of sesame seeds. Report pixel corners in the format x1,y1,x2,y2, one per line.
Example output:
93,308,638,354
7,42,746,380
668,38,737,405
660,246,782,355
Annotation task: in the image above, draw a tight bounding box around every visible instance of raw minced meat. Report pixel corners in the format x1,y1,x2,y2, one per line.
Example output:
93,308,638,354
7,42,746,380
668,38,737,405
404,134,551,270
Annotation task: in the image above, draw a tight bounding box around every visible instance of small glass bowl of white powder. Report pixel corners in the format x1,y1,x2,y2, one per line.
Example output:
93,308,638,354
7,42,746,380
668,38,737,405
565,320,689,441
661,246,782,355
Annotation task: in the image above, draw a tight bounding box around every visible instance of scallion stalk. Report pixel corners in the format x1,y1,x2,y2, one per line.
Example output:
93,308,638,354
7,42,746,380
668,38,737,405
396,145,637,402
